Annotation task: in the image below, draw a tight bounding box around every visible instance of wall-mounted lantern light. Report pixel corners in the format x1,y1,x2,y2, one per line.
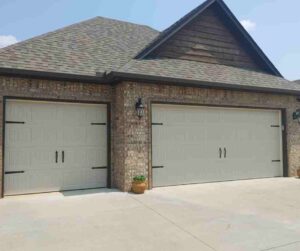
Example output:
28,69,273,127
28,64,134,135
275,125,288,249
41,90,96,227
135,98,145,119
293,109,300,123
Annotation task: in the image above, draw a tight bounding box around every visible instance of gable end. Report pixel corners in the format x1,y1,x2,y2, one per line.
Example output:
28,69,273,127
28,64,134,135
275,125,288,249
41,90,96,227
136,0,282,77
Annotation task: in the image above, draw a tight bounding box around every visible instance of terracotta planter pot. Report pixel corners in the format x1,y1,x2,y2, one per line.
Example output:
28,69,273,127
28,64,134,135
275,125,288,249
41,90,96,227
297,169,300,178
132,181,147,194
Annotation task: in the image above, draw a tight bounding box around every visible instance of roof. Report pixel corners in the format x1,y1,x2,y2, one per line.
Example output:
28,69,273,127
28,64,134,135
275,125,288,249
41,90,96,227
135,0,282,77
112,59,300,94
0,0,298,95
0,17,159,76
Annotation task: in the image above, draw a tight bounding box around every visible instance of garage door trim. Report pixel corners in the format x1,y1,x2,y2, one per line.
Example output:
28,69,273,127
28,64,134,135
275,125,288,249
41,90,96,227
2,96,111,197
149,101,288,189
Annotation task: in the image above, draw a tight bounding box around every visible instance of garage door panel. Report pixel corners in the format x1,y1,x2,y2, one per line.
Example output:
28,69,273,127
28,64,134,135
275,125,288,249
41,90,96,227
152,127,166,143
87,106,107,123
235,127,253,141
62,168,107,190
184,110,205,123
5,169,63,195
30,147,60,168
165,126,187,141
154,161,226,186
6,126,31,147
152,145,165,166
152,104,283,187
253,110,279,124
204,124,223,140
86,147,107,166
164,144,208,161
184,126,206,141
184,162,221,184
5,148,31,170
58,126,86,146
217,125,236,140
165,145,186,162
63,147,86,167
203,109,221,123
62,146,106,168
157,126,207,143
31,126,57,146
86,127,107,146
57,105,87,126
6,102,32,122
221,110,251,124
153,167,184,186
5,100,108,195
152,110,164,123
31,103,57,124
7,126,58,147
5,146,58,169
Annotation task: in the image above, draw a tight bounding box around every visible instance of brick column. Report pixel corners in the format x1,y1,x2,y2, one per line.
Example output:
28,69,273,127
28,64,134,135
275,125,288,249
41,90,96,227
113,82,150,191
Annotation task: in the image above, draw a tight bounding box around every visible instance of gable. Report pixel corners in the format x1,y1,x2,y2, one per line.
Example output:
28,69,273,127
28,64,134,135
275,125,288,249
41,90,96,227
137,0,281,76
148,6,262,71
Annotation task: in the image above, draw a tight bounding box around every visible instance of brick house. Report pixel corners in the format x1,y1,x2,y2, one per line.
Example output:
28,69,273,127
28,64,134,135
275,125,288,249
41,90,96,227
0,0,300,197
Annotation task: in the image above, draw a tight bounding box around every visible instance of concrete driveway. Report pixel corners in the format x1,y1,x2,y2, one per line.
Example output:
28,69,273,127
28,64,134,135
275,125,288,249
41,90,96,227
0,178,300,251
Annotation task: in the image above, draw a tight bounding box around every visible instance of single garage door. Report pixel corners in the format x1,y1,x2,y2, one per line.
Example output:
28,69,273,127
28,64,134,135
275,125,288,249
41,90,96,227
4,100,108,195
152,104,283,187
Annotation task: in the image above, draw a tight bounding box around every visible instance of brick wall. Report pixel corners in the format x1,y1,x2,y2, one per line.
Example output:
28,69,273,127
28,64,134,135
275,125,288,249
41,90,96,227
1,76,300,195
114,81,300,191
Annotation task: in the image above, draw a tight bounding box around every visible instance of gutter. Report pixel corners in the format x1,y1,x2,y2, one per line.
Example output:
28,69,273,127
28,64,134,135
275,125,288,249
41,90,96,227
107,71,300,96
0,68,108,84
1,67,299,96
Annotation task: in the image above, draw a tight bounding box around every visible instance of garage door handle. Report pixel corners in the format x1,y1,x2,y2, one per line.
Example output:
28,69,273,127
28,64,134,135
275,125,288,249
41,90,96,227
219,148,222,158
62,151,65,163
224,148,227,158
55,151,58,163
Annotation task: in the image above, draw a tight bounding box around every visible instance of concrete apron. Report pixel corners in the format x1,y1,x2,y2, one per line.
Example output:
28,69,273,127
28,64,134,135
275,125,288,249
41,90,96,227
0,178,299,251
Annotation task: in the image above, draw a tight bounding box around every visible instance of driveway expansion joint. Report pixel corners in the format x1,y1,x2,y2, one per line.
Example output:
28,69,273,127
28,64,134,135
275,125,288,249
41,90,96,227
130,194,217,251
260,240,300,251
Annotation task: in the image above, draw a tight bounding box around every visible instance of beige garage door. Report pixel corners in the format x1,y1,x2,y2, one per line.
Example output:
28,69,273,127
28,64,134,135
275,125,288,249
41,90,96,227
152,104,283,187
4,100,108,195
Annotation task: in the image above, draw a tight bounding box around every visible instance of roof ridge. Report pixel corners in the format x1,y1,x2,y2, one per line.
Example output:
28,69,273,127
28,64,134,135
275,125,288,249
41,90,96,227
0,17,101,52
94,16,158,32
161,0,216,34
0,16,158,53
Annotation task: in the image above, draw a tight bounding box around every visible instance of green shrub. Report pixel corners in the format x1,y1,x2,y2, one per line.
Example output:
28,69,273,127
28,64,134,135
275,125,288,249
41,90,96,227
133,175,146,182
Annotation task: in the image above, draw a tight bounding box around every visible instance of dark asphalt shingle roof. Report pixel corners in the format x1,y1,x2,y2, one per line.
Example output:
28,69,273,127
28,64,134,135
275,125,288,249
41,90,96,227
0,17,159,75
0,15,298,94
118,59,300,92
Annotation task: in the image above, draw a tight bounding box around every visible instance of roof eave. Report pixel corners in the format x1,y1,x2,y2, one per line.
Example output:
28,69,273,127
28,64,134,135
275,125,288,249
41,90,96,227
0,67,296,96
0,68,108,84
108,71,300,96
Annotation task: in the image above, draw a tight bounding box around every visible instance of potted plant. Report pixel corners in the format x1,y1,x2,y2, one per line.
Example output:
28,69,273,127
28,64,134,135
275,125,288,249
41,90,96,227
132,175,147,194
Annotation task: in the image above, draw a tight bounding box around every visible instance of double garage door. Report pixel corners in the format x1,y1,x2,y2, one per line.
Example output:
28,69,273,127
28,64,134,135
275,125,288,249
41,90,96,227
4,101,284,194
152,104,283,187
4,100,108,195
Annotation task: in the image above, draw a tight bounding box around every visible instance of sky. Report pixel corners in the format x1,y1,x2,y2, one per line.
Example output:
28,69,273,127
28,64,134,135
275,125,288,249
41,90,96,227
0,0,299,80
